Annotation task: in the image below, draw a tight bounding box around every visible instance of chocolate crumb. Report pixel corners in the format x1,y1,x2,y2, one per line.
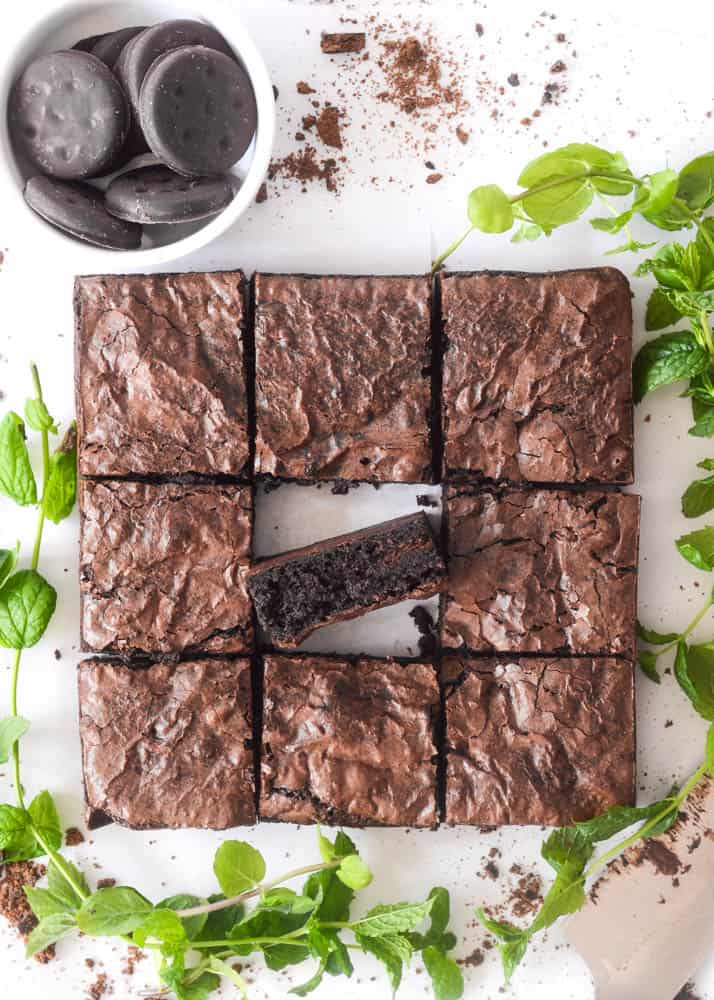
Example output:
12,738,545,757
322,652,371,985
484,860,499,880
296,81,316,94
475,23,484,36
507,73,520,86
637,840,681,876
550,60,567,73
321,32,366,54
0,861,55,963
458,947,484,967
87,972,109,1000
426,172,443,184
255,183,268,204
53,649,62,660
65,826,85,846
121,945,145,976
456,125,470,144
416,495,438,508
315,105,343,149
409,605,438,657
97,877,116,889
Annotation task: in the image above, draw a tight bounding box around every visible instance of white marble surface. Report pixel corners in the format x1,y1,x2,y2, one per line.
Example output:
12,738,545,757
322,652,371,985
1,0,713,998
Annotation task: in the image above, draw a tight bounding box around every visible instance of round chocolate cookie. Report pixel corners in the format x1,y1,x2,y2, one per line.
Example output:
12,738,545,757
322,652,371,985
105,165,234,223
9,50,129,179
72,33,107,53
140,46,257,177
24,175,142,249
91,26,146,67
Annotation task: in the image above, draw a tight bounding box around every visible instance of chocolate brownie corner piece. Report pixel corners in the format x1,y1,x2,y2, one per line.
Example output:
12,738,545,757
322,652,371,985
442,486,639,656
443,655,635,826
78,658,255,829
253,273,433,483
260,654,439,827
80,480,253,655
74,270,249,477
439,267,634,484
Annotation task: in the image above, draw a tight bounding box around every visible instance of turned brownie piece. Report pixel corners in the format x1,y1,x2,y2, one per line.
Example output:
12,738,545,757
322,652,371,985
443,655,635,826
442,486,640,656
253,273,433,483
74,271,249,478
248,511,446,647
260,654,439,826
79,658,255,829
80,480,253,655
439,268,634,484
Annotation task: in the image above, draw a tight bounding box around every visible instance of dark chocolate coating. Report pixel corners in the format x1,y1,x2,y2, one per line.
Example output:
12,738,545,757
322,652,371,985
79,480,253,655
443,655,635,826
91,26,146,67
140,45,257,177
23,176,141,250
439,268,634,484
442,486,640,656
74,271,250,477
9,50,129,179
105,164,234,223
72,33,107,53
253,273,433,482
79,658,255,830
260,655,439,827
248,512,446,648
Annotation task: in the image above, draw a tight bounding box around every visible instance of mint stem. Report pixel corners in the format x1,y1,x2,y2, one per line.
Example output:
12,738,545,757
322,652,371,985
655,593,713,657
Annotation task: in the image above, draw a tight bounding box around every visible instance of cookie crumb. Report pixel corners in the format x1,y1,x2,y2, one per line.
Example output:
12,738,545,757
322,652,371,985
65,826,85,846
321,32,366,54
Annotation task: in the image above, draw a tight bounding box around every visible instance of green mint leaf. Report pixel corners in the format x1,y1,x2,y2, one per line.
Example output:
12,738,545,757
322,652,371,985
24,398,57,435
351,899,434,937
25,885,74,920
355,932,404,994
177,971,221,1000
229,907,311,967
422,946,465,1000
316,825,336,862
476,909,523,942
193,895,243,950
0,803,36,861
303,866,354,923
590,210,633,234
529,864,586,935
677,153,714,210
522,176,592,227
638,650,661,683
682,473,714,518
158,894,208,940
259,887,315,915
337,854,372,890
604,238,657,256
0,412,37,506
48,856,89,910
518,143,623,185
333,830,357,857
0,570,57,649
213,840,266,896
637,620,680,644
645,288,682,331
541,827,593,873
674,641,714,720
133,907,187,947
28,789,62,852
25,912,75,957
510,222,544,242
698,459,714,470
706,722,714,777
207,957,248,998
467,184,513,233
676,525,714,570
42,425,77,525
690,399,714,438
0,543,19,588
633,332,709,404
289,958,327,997
0,714,29,763
424,887,450,942
499,937,530,983
571,799,677,843
663,289,714,319
640,168,679,219
76,886,153,935
476,909,530,982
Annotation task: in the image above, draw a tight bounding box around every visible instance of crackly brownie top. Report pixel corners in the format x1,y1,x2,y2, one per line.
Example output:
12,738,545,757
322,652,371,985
260,655,438,826
79,658,255,829
253,273,433,482
443,655,635,826
75,271,249,477
80,480,253,654
443,487,639,655
439,268,633,484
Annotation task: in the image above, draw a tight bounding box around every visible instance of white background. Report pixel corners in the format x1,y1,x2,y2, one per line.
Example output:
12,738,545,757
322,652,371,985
1,0,714,998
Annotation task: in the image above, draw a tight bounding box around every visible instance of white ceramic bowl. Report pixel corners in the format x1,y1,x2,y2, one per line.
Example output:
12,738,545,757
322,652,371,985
0,0,275,268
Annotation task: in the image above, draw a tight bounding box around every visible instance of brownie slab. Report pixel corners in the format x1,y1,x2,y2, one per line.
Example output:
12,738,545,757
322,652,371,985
74,271,249,477
439,268,634,484
442,486,639,656
443,655,635,826
253,273,433,483
80,480,253,655
79,658,255,829
260,654,439,826
248,511,446,648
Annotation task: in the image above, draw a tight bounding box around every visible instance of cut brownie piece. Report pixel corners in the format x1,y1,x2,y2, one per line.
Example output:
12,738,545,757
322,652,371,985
260,654,439,826
248,511,446,647
79,480,253,655
78,658,255,829
442,486,639,656
74,271,249,478
439,268,634,484
253,273,433,483
443,655,635,826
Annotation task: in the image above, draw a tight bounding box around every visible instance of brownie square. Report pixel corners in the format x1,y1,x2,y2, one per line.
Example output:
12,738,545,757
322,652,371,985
439,268,633,484
79,480,253,655
442,486,640,656
74,271,249,478
253,273,433,482
443,655,635,826
260,654,439,827
79,658,255,829
248,512,446,648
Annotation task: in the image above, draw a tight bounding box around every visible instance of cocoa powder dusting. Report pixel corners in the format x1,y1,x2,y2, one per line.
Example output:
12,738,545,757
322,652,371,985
0,861,55,963
269,147,341,193
376,35,466,118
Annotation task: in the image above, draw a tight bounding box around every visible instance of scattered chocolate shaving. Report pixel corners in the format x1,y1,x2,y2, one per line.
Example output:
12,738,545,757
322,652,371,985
0,861,55,963
268,146,341,193
255,183,268,205
321,32,366,54
426,172,443,184
315,105,343,149
65,826,85,846
96,877,116,889
296,81,316,94
458,947,484,967
87,972,109,1000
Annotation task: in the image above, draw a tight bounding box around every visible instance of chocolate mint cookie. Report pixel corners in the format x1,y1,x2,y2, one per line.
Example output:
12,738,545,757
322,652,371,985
91,26,146,68
24,176,142,249
105,165,234,223
140,45,257,177
9,50,129,179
